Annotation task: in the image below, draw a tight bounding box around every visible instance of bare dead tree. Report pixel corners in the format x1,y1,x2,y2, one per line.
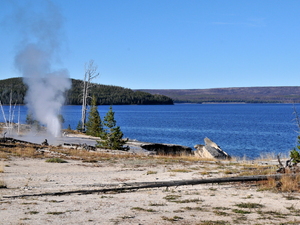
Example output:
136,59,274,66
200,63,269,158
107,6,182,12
81,60,99,132
3,174,296,198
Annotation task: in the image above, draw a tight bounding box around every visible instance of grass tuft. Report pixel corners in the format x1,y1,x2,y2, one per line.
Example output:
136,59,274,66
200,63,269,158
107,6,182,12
259,174,300,193
0,179,7,188
232,209,251,214
25,211,39,215
168,168,192,173
45,158,67,163
0,163,4,173
146,170,157,175
131,207,156,212
198,221,230,225
46,211,65,215
161,216,183,222
235,202,264,209
163,194,181,202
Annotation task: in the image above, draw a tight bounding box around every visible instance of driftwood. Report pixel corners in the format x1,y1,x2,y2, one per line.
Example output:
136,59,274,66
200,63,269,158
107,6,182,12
3,174,294,199
276,154,300,173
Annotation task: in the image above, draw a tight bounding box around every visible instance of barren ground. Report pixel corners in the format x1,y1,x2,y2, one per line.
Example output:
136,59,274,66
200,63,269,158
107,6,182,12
1,153,300,225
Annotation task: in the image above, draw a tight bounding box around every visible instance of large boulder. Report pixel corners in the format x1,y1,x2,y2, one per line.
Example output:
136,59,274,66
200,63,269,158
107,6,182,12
194,137,230,159
141,143,192,156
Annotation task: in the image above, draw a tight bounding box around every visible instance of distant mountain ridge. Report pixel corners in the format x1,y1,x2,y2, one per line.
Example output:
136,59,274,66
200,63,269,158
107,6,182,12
0,77,173,105
138,87,300,103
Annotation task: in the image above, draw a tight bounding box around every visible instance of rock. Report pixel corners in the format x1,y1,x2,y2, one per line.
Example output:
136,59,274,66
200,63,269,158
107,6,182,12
141,143,192,156
194,137,230,159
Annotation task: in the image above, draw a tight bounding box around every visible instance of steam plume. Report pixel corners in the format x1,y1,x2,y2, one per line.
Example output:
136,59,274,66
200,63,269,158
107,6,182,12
12,0,71,137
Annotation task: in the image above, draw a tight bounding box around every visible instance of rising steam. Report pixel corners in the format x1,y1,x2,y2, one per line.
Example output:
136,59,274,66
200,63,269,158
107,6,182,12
12,0,71,137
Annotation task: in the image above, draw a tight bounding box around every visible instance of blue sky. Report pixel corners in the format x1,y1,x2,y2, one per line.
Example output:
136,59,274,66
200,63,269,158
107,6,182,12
1,0,299,89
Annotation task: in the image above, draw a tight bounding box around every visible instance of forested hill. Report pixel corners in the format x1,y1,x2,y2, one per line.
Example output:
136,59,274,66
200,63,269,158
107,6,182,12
138,87,300,103
0,77,173,105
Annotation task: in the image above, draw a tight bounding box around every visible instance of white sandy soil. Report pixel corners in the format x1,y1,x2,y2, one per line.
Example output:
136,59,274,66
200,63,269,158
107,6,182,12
1,156,300,225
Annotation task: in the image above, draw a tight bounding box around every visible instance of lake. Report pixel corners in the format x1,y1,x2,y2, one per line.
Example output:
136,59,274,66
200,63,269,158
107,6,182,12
1,104,299,159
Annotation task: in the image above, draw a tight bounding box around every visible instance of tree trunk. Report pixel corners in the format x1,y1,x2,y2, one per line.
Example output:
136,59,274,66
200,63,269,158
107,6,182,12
3,174,293,199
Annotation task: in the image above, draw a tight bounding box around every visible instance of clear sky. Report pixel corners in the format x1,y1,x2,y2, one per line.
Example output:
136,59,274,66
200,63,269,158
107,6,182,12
1,0,299,89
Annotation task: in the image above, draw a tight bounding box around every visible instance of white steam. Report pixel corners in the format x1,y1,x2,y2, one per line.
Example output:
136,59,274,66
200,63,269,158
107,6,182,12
12,0,71,137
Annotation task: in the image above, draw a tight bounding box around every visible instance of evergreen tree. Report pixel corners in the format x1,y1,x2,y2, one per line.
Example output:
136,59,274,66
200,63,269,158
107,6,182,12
97,106,128,150
26,113,35,125
76,120,83,132
85,96,102,136
58,114,65,125
26,112,41,130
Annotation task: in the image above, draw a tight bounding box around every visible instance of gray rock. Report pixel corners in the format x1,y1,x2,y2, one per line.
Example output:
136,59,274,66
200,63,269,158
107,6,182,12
194,137,230,159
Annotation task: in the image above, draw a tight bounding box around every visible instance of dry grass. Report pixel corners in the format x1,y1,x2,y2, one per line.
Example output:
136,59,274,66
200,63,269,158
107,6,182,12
0,144,43,159
168,168,192,173
0,151,9,159
279,174,300,192
0,161,4,173
146,170,157,175
238,164,277,176
1,136,300,194
259,174,300,193
0,162,5,188
0,179,6,188
258,152,289,161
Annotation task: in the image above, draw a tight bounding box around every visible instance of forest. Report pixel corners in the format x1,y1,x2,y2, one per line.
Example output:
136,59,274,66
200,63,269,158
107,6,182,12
140,87,300,103
0,77,173,105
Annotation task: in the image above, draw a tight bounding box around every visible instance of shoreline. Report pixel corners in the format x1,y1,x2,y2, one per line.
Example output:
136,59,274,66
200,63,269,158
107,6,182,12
0,129,299,224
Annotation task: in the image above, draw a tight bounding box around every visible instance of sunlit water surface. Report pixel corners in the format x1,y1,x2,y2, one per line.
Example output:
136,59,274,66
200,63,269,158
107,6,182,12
1,104,299,159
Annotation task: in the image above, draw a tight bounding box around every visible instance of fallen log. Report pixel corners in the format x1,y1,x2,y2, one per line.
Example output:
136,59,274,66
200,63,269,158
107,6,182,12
4,174,295,199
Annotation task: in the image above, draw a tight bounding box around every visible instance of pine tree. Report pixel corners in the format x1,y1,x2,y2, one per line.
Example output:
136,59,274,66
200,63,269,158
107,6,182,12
85,96,102,136
26,112,41,130
76,120,83,132
97,106,128,150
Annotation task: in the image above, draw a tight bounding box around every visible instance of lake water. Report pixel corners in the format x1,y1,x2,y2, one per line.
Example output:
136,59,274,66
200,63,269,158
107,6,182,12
1,104,299,159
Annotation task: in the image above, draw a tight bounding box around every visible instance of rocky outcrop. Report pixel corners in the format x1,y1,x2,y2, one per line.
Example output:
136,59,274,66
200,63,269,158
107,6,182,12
194,137,230,159
141,143,192,156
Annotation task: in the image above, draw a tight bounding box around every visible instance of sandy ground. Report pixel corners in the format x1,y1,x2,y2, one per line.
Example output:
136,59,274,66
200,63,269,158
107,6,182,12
1,155,300,225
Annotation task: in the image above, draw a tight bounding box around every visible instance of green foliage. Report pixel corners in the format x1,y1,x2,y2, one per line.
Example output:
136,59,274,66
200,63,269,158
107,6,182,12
26,112,41,130
290,149,300,164
57,114,65,124
0,77,173,105
97,106,128,150
0,77,26,104
290,136,300,164
76,120,83,132
76,121,82,132
67,79,173,105
26,113,35,125
290,107,300,165
85,96,103,136
45,158,67,163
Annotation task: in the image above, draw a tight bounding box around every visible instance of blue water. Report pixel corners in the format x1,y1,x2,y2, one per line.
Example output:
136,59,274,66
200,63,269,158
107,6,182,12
1,104,299,159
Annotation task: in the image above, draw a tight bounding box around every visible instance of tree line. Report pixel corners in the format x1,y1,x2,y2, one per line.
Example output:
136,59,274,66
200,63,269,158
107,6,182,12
0,77,174,105
140,87,300,104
